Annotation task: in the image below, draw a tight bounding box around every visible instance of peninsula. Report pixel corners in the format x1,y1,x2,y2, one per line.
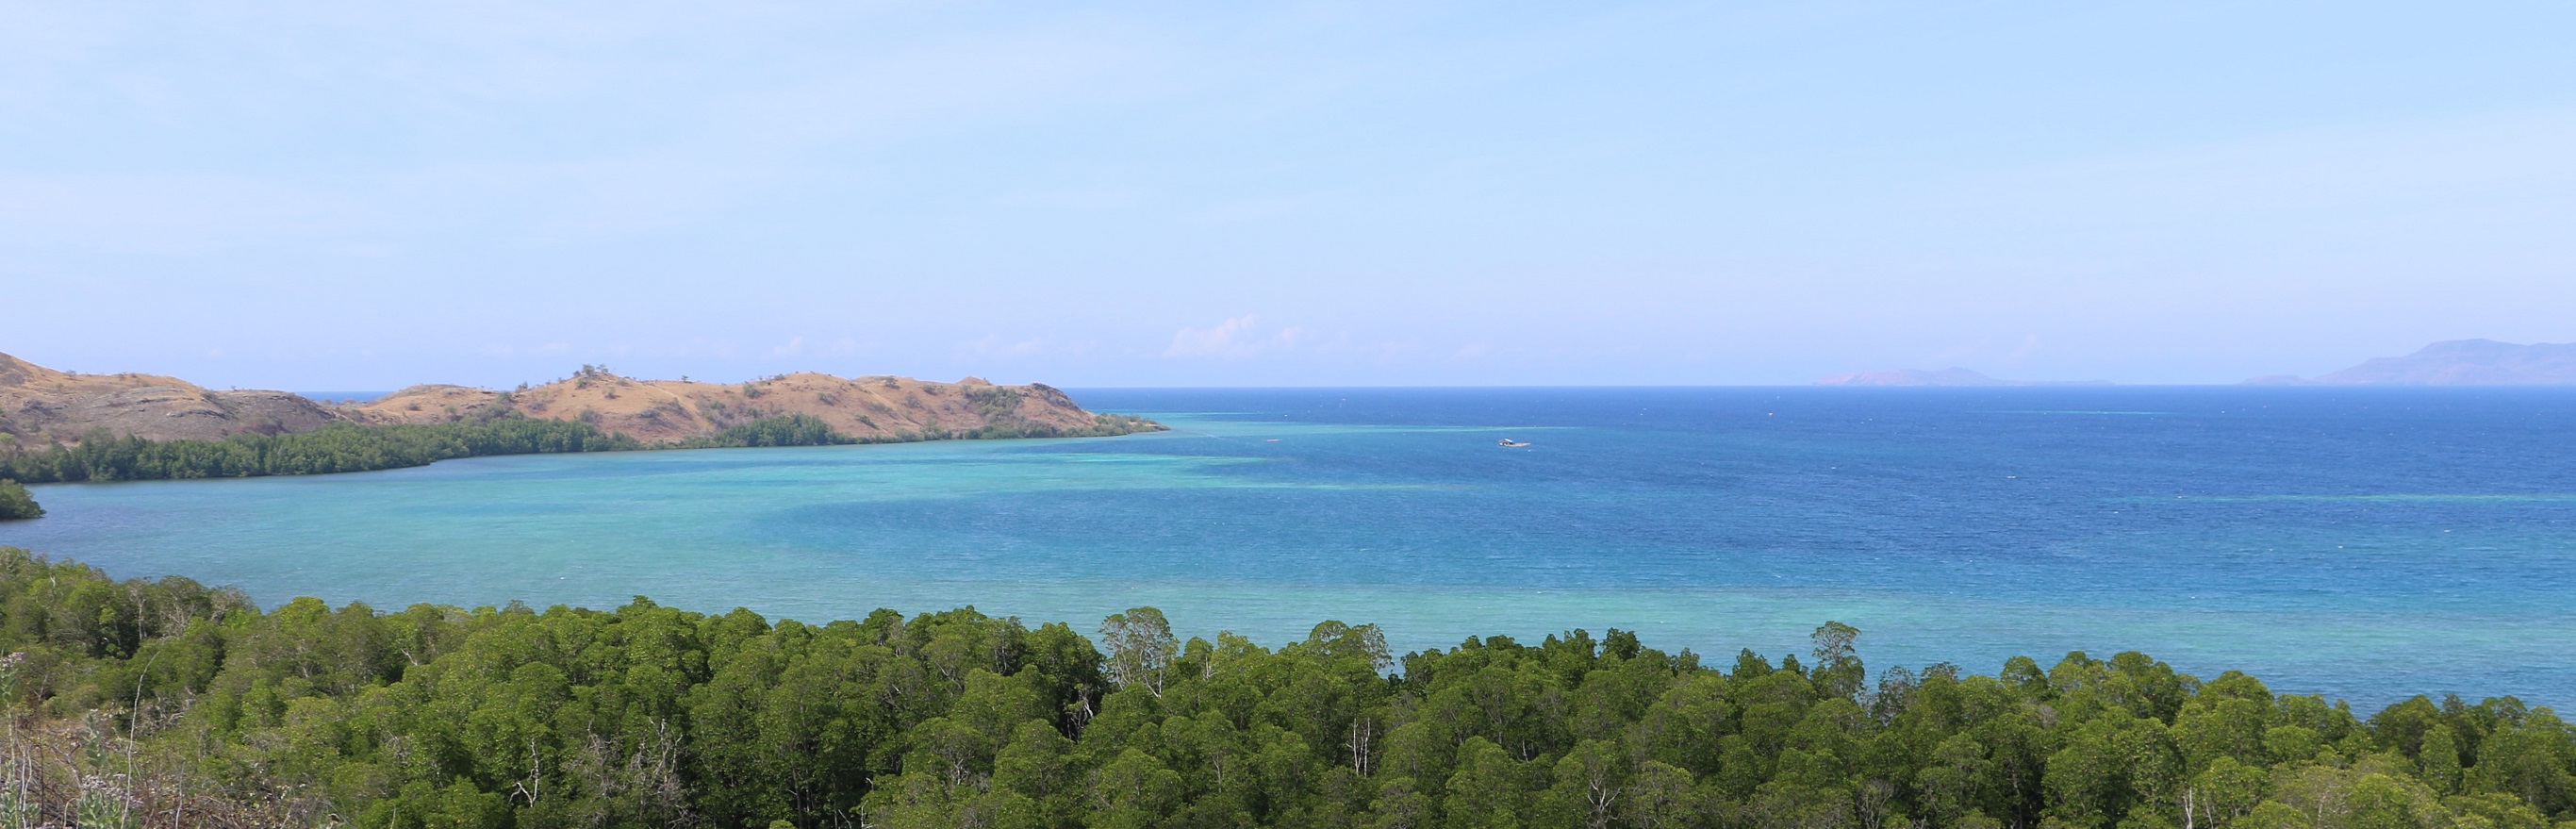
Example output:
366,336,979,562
0,352,1153,448
0,352,1159,483
350,365,1147,445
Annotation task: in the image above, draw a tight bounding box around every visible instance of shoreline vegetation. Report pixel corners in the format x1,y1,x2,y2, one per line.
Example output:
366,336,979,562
0,550,2568,829
0,481,36,520
0,409,1161,485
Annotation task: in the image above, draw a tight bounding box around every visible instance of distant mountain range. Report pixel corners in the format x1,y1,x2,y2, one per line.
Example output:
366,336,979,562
1813,368,2110,387
2247,340,2576,386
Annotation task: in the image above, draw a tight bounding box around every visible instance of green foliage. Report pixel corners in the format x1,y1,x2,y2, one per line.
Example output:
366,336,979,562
675,409,1163,449
2,552,2570,829
0,418,640,484
706,414,851,448
1078,412,1165,438
0,480,38,520
0,401,1161,487
966,386,1027,423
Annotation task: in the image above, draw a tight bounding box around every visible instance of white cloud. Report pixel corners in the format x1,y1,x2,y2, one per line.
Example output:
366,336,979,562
1164,315,1308,359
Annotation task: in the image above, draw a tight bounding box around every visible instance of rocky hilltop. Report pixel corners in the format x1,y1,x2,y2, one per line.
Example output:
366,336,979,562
1,353,1153,447
351,366,1145,444
2248,340,2576,386
0,352,340,445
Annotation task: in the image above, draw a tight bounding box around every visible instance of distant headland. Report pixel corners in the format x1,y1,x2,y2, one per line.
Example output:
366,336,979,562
0,351,1158,448
349,367,1148,444
2247,340,2576,386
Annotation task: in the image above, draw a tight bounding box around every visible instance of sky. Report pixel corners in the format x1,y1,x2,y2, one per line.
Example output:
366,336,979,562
4,2,2573,389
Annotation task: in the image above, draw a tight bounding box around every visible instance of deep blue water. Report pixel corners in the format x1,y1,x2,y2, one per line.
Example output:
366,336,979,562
5,387,2571,708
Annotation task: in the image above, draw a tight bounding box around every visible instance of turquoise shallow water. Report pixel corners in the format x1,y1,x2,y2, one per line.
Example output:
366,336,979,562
4,387,2572,707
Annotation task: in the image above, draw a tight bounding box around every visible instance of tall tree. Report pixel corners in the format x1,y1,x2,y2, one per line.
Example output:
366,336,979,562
1100,607,1179,697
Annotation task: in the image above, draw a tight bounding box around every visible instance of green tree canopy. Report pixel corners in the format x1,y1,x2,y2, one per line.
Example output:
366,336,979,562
0,479,39,520
0,549,2568,829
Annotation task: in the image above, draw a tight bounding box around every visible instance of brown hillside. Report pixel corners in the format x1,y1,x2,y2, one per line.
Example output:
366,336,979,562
350,366,1152,444
2,353,1154,448
0,352,343,445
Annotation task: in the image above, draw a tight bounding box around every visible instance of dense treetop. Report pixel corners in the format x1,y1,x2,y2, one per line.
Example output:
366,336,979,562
0,548,2568,829
0,406,1158,485
0,418,640,483
0,479,38,520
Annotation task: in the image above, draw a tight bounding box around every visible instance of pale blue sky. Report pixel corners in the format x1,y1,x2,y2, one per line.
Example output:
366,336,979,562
6,2,2572,389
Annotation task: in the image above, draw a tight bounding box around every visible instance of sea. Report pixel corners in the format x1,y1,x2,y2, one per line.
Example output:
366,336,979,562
4,387,2571,709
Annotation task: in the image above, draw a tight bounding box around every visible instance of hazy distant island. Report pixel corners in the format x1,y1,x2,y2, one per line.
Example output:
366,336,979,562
1814,367,2111,387
2247,340,2576,386
0,351,1159,483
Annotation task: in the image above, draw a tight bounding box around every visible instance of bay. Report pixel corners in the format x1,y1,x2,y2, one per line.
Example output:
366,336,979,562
4,387,2571,707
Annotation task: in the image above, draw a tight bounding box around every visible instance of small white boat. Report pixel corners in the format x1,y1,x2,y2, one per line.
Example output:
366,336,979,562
1498,439,1530,447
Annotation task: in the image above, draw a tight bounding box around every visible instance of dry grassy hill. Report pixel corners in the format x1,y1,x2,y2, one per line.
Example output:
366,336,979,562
2,354,1155,447
359,366,1151,443
0,352,340,446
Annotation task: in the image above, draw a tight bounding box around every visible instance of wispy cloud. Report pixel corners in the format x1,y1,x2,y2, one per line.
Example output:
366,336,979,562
956,335,1093,361
1164,315,1308,359
2006,334,2042,363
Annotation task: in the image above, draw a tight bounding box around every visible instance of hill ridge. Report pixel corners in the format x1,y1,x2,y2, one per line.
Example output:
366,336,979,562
0,354,1153,446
